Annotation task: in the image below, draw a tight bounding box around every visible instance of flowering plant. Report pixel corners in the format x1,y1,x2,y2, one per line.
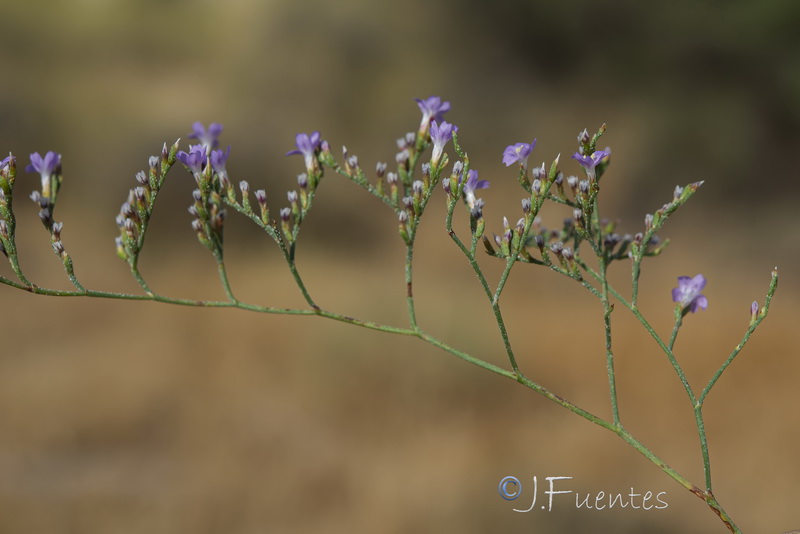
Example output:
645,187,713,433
0,97,780,533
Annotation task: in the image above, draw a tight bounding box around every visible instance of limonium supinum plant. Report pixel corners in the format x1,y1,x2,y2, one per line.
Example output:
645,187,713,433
0,97,780,533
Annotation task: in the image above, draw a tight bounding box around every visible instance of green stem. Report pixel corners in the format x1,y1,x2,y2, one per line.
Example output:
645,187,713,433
444,197,521,376
669,309,683,350
405,243,418,331
0,270,743,532
599,254,621,426
214,253,238,303
694,404,713,492
130,261,154,295
631,256,643,306
699,269,778,404
7,252,33,287
62,252,86,292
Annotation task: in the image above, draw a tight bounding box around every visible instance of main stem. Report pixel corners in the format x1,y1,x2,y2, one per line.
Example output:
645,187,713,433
599,254,620,426
0,271,742,532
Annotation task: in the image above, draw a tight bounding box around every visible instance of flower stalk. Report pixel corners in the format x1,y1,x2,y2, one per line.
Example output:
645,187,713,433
0,100,780,534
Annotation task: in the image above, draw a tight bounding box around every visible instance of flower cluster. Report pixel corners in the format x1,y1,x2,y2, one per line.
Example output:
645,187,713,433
175,124,232,255
0,155,17,258
115,141,179,262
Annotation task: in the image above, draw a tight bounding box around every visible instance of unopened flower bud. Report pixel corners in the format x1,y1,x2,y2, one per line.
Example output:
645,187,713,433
452,161,463,176
239,181,250,194
191,219,204,233
567,175,578,193
38,207,51,225
124,217,137,236
398,211,410,243
412,180,423,197
531,178,542,195
604,233,621,250
674,185,684,200
134,186,147,205
387,172,398,186
53,240,65,257
279,207,291,222
578,128,591,145
645,213,654,231
52,221,63,240
297,173,309,190
135,170,148,185
288,190,298,204
532,162,545,181
376,162,387,178
521,198,532,214
470,198,485,220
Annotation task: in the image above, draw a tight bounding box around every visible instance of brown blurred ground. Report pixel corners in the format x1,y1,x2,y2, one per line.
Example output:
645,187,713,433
1,1,799,533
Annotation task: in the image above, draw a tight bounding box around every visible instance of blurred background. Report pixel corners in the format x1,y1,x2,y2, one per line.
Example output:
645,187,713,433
1,0,799,532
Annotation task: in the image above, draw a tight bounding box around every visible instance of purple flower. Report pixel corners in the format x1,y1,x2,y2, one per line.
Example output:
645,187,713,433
177,144,207,175
429,120,457,167
415,96,450,129
672,274,708,313
26,151,62,192
502,140,537,168
286,131,321,173
188,122,223,150
462,169,489,209
572,149,609,175
211,146,231,179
